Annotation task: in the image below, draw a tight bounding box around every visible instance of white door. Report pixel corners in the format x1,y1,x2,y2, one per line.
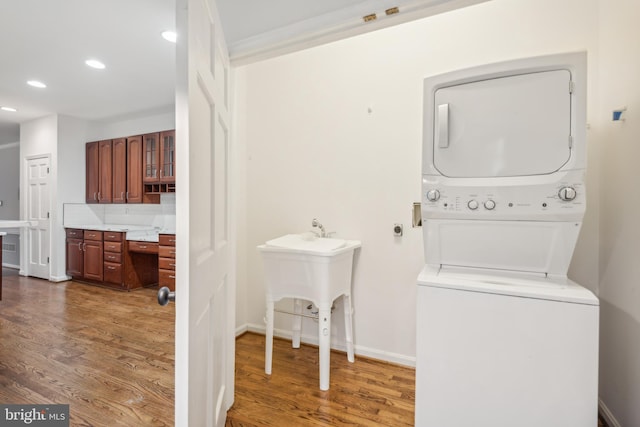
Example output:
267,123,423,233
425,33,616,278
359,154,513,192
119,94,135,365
174,0,235,425
26,156,50,280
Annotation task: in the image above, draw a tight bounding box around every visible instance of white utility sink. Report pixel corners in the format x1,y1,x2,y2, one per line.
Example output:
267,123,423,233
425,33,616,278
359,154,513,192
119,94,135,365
257,233,361,391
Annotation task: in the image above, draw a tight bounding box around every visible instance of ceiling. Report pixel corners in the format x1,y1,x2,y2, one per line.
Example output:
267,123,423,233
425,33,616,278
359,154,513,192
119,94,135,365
0,0,485,144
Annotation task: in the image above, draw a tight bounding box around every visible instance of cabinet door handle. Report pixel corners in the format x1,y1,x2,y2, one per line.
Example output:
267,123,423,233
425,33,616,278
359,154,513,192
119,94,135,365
169,239,176,243
82,242,86,251
170,250,175,255
169,263,175,267
169,275,175,279
121,191,124,200
94,192,97,201
139,245,147,249
97,192,101,201
107,266,116,270
126,191,129,200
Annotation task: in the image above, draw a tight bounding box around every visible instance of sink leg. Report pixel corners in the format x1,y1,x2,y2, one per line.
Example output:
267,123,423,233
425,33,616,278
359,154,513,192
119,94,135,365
318,306,332,391
343,294,355,363
265,299,274,375
292,298,302,348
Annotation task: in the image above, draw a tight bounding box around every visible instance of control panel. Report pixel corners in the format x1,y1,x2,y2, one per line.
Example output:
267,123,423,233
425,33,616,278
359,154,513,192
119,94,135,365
421,171,585,221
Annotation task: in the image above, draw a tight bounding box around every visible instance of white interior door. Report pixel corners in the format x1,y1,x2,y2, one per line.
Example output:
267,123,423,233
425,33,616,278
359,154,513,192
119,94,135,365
26,156,50,280
174,0,235,425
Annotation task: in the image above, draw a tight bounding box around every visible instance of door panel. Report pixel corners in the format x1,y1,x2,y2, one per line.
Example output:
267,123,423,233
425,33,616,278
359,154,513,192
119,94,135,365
175,0,234,425
127,135,144,203
112,138,127,203
26,156,50,280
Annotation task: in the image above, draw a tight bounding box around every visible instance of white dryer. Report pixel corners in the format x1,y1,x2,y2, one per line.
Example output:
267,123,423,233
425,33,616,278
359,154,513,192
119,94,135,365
416,52,599,427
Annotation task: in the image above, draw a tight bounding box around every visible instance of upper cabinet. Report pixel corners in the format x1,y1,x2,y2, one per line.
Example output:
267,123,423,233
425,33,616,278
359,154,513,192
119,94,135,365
86,140,113,204
143,130,176,202
126,135,144,204
86,129,175,205
112,138,127,203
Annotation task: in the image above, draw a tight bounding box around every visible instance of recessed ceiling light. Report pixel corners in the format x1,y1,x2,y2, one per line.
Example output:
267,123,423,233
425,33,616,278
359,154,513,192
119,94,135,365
85,59,106,69
1,106,17,112
27,80,47,88
161,31,177,43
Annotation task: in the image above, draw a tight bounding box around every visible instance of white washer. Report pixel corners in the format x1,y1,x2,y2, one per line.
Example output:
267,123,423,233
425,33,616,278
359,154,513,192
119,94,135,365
416,52,599,427
416,266,599,427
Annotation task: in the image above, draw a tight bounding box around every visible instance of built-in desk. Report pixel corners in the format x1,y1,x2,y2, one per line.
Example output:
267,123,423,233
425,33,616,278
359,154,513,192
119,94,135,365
65,226,175,291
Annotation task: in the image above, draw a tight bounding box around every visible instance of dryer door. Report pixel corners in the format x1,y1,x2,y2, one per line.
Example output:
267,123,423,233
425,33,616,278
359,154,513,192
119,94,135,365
433,69,571,178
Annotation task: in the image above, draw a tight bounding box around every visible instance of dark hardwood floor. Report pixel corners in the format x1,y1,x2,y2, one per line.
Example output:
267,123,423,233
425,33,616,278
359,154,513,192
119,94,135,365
0,269,609,426
0,269,175,426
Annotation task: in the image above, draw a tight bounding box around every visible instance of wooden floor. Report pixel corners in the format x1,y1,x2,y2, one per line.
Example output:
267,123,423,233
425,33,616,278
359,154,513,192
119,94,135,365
0,269,175,426
0,269,609,426
228,333,415,426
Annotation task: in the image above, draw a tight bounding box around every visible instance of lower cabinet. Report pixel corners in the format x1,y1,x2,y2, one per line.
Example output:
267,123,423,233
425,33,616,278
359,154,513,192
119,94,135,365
103,232,123,287
159,233,176,291
83,230,104,282
65,228,161,291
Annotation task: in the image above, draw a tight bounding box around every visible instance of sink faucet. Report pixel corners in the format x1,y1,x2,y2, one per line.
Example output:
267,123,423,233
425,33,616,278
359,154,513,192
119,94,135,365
311,218,326,237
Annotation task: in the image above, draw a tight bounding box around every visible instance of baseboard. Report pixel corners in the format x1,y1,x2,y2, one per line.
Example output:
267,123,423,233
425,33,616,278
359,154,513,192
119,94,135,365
599,399,621,427
244,322,416,368
235,324,249,337
50,274,71,283
2,263,20,270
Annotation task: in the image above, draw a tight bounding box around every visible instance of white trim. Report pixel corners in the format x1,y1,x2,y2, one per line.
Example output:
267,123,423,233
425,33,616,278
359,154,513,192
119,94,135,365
1,263,20,270
230,0,490,66
50,274,71,283
244,322,416,368
599,399,621,427
0,142,19,150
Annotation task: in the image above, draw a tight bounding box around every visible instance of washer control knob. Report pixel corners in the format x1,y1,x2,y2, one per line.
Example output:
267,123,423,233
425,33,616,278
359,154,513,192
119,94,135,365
426,189,440,202
467,200,479,210
558,186,577,201
484,199,496,210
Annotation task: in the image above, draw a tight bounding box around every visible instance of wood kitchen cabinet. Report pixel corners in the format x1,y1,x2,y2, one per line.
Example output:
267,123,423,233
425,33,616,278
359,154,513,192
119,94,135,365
158,233,176,291
126,135,144,203
143,130,175,202
112,138,127,203
86,140,113,203
103,232,124,287
65,233,84,277
83,230,104,281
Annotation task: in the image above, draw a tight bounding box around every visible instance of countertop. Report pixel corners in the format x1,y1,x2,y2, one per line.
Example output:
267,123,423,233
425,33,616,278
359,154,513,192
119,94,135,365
65,224,175,242
0,220,36,228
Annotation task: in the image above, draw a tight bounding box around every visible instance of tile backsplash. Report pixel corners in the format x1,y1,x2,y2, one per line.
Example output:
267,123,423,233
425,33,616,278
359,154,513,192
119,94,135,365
64,194,176,231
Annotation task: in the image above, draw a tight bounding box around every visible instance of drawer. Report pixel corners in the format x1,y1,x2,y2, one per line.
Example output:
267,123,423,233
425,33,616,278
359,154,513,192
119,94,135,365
104,252,122,263
66,228,83,239
159,269,176,290
84,230,103,241
104,241,122,253
159,234,176,246
128,241,159,254
159,245,176,258
104,232,123,242
104,262,123,284
159,257,176,270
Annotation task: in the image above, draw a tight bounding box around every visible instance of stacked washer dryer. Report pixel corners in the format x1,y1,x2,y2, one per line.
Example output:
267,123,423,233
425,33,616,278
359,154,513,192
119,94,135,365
416,52,599,427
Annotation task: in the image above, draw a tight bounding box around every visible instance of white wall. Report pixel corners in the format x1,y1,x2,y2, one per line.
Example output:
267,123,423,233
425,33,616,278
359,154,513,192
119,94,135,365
0,143,20,220
596,0,640,425
235,0,600,364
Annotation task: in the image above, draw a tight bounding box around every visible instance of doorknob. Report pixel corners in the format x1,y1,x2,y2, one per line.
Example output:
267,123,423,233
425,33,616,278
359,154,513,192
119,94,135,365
158,287,175,306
